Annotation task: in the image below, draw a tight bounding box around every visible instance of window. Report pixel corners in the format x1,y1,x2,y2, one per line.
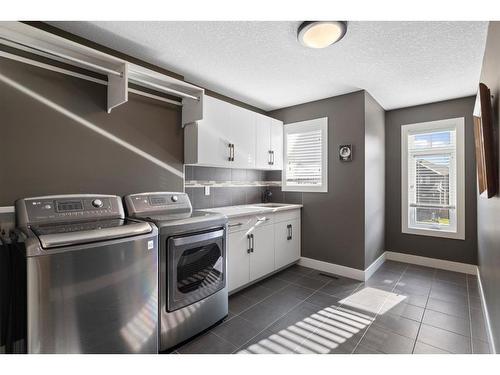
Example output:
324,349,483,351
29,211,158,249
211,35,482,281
401,118,465,239
283,117,328,192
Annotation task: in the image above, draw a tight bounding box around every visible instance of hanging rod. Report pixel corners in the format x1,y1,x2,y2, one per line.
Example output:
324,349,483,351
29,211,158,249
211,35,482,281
0,36,123,77
128,75,200,101
0,50,182,107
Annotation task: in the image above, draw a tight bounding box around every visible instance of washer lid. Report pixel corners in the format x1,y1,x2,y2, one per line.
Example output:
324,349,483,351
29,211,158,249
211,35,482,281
31,219,152,249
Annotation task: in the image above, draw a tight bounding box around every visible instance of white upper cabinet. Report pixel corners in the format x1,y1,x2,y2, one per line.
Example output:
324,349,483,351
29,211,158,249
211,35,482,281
185,95,282,170
255,114,283,170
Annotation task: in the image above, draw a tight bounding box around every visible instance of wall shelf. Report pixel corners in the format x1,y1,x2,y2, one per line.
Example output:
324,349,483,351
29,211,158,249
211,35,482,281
0,21,204,126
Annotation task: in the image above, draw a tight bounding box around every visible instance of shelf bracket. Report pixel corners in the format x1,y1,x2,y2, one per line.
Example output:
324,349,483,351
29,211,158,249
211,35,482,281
107,63,128,113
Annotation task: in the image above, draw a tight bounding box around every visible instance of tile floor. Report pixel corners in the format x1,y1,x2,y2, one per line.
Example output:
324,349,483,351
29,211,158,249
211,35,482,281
174,261,491,354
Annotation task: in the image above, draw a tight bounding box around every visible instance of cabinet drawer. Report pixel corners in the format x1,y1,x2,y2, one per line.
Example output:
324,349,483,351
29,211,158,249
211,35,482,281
227,213,274,233
274,209,300,223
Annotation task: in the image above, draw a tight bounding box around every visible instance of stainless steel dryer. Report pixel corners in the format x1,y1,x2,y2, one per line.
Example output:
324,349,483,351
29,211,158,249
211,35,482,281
14,194,159,354
124,192,228,351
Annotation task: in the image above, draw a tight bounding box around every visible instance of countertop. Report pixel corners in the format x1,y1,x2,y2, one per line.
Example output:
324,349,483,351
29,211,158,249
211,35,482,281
201,203,303,219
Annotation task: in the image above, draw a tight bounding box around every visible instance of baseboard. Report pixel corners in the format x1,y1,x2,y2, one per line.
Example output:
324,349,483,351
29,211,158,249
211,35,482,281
385,251,477,274
364,252,387,281
298,257,365,281
476,267,497,354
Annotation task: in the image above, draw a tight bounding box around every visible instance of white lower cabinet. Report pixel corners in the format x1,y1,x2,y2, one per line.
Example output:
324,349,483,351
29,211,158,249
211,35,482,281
249,224,275,280
227,209,301,293
275,218,300,270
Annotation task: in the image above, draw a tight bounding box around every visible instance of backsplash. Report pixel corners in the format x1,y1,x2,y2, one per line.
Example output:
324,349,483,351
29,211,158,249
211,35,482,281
184,166,282,209
184,166,303,209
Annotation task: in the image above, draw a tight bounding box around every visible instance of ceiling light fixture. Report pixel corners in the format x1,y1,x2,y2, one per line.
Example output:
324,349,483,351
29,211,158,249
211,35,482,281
297,21,347,49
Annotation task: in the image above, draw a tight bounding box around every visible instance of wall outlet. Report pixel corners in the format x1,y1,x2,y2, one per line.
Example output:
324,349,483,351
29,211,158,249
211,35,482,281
204,186,210,196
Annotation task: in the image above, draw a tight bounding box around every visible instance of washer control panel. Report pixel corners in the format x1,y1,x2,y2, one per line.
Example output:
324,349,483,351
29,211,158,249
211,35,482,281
16,195,124,226
125,192,192,216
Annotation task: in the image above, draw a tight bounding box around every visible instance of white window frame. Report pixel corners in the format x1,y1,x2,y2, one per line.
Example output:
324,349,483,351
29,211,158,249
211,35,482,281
282,117,328,193
401,117,465,240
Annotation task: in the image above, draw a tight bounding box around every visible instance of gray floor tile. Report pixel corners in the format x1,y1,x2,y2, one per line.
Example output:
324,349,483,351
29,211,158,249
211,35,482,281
372,313,420,339
394,282,431,297
378,261,407,273
399,274,433,288
267,301,321,334
435,270,467,286
431,280,468,296
236,329,297,354
426,297,469,319
319,280,361,298
353,344,383,354
305,291,343,309
212,316,263,347
256,276,290,291
306,270,343,282
422,309,470,337
413,341,451,354
359,325,415,354
287,264,315,275
228,293,258,314
279,284,317,300
177,332,237,354
404,265,436,278
472,339,491,354
239,293,302,331
417,324,471,354
239,284,276,302
382,301,425,322
292,275,329,290
275,269,303,283
392,290,429,308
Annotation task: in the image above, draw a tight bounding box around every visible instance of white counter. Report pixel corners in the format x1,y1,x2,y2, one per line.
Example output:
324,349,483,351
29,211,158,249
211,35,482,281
201,203,303,219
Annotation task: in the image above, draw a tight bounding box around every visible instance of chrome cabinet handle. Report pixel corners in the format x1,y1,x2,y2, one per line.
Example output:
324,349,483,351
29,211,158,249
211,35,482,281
228,144,232,161
247,234,252,253
228,222,243,228
271,150,275,165
287,224,292,240
231,144,235,162
268,150,272,165
250,233,254,253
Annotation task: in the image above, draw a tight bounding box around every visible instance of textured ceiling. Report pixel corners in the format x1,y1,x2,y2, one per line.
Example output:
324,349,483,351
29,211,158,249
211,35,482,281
48,21,488,111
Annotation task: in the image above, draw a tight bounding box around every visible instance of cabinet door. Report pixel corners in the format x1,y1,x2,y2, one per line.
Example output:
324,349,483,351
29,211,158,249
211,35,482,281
274,218,301,269
249,224,275,281
197,95,232,166
255,114,272,169
227,230,251,292
229,105,256,169
270,118,283,170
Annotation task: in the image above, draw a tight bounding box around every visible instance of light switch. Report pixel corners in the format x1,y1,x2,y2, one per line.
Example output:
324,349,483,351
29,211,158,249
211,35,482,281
204,186,210,196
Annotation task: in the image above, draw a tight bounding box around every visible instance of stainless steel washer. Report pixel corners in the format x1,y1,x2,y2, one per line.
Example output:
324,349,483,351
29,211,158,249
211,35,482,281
14,194,159,354
125,192,228,351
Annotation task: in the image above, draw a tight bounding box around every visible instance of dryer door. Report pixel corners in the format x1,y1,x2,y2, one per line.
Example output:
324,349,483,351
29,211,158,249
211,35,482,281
167,228,226,311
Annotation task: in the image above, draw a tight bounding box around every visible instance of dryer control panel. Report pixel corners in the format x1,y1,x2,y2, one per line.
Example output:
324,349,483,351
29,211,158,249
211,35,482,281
125,192,192,216
16,195,125,226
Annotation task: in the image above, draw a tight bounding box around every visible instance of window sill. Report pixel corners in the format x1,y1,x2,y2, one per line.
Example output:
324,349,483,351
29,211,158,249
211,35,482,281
402,227,465,240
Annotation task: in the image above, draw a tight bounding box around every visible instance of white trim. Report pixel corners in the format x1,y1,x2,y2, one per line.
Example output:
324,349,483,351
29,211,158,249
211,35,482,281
476,267,497,354
0,206,15,214
401,117,465,240
364,252,387,281
298,257,365,281
282,117,328,193
385,251,476,274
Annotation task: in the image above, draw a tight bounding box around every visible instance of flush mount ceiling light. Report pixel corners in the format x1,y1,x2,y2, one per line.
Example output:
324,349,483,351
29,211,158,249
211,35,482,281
297,21,347,49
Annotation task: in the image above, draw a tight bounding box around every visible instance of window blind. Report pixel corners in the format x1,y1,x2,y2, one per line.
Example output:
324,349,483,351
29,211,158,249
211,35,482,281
286,129,323,186
407,129,456,230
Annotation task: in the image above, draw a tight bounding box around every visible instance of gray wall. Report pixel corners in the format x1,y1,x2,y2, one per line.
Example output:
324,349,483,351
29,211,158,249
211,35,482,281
385,97,478,264
477,21,500,350
0,56,184,206
364,92,386,268
270,91,367,270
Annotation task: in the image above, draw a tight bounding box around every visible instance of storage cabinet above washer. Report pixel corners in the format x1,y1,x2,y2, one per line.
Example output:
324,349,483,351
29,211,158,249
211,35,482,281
184,95,283,170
